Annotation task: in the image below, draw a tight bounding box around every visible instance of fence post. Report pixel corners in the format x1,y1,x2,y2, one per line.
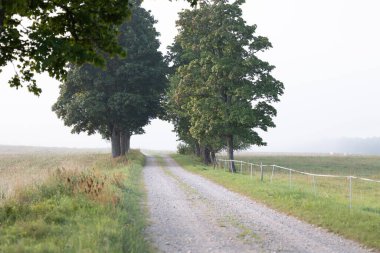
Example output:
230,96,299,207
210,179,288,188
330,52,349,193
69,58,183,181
349,176,352,209
250,163,253,179
240,161,243,174
313,175,317,196
260,162,263,182
289,170,292,188
270,165,275,183
224,160,226,172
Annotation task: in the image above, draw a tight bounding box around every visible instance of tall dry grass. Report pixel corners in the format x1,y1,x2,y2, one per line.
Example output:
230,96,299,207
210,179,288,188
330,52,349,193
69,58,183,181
0,150,151,252
0,150,108,201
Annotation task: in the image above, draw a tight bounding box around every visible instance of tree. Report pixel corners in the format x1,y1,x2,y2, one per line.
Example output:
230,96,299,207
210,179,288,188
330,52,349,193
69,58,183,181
52,3,167,157
0,0,197,95
166,0,284,171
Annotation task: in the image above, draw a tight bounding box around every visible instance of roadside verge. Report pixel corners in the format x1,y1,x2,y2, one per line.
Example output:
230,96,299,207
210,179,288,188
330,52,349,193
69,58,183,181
0,150,152,252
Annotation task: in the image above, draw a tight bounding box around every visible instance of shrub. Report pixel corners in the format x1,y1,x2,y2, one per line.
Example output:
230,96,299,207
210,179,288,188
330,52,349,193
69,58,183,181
177,143,194,155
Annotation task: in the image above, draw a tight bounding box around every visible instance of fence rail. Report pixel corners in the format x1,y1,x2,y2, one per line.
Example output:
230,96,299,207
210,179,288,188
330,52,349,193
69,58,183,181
215,158,380,209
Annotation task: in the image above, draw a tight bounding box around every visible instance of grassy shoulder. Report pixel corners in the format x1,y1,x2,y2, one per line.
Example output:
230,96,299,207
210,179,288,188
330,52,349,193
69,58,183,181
172,154,380,251
0,150,152,253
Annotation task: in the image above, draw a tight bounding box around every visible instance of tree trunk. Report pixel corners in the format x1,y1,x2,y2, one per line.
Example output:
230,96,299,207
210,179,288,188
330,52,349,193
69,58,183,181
120,132,131,156
195,142,201,157
120,132,126,156
202,146,212,165
226,135,236,172
125,134,130,152
111,127,121,158
210,150,216,164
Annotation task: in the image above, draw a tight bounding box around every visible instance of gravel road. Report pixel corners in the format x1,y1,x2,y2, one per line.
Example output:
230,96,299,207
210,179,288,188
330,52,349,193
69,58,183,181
143,156,371,253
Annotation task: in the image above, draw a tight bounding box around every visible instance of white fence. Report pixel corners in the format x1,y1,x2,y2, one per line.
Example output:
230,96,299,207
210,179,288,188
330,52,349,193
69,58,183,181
216,158,380,209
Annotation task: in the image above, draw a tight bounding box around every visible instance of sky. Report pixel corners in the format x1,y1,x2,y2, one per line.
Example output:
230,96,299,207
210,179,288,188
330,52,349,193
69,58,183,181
0,0,380,153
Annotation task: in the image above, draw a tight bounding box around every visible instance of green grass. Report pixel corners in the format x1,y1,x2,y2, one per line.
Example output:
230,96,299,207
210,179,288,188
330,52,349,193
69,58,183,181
172,154,380,250
235,155,380,178
0,150,152,253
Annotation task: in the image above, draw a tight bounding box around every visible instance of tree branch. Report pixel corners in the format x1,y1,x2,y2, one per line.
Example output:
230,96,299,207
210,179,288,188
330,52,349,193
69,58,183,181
54,2,80,41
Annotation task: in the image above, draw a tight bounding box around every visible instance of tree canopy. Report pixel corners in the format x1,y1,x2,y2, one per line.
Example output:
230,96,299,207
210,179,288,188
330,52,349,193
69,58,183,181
0,0,197,95
52,3,167,157
166,0,284,169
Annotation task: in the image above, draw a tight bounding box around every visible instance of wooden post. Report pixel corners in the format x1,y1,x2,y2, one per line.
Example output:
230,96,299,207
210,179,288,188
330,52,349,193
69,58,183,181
270,165,275,183
349,176,352,209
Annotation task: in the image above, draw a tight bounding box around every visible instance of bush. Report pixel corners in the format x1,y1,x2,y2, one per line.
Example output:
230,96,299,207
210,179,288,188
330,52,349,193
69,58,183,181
177,143,194,155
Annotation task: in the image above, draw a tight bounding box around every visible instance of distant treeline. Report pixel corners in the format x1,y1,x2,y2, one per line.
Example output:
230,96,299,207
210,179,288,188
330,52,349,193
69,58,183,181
332,138,380,155
276,138,380,155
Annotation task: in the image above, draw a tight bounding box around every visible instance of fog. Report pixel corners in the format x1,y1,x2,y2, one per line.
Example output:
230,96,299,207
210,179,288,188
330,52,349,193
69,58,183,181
1,0,379,153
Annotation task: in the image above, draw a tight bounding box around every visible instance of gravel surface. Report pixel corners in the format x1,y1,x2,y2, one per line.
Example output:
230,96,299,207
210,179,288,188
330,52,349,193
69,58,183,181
143,156,371,253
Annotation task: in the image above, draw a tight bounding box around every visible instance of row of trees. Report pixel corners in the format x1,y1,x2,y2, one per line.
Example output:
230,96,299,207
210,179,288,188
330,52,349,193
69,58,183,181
4,0,283,162
164,0,284,171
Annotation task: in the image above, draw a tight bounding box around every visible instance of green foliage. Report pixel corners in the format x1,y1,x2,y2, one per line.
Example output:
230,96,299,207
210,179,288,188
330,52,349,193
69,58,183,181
177,143,194,155
52,5,167,155
173,154,380,250
0,0,197,95
0,151,152,252
0,0,133,95
166,0,284,161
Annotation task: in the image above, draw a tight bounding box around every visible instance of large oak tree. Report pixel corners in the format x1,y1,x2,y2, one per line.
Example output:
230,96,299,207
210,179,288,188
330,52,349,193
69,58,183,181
52,2,167,157
166,0,284,171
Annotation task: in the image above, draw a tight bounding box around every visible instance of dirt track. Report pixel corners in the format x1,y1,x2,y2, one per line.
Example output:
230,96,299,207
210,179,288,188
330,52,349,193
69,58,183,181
143,156,370,253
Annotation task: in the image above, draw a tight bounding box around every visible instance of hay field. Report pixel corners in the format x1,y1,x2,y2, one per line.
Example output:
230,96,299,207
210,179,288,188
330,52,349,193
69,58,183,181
0,145,108,200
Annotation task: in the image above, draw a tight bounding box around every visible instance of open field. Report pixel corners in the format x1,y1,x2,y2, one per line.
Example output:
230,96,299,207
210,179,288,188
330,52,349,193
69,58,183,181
0,148,108,200
0,149,151,252
0,145,109,155
172,154,380,250
231,154,380,212
234,154,380,178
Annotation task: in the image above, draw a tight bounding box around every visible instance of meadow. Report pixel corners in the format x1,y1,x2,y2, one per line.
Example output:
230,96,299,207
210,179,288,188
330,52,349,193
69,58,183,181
0,148,151,252
234,154,380,178
172,154,380,250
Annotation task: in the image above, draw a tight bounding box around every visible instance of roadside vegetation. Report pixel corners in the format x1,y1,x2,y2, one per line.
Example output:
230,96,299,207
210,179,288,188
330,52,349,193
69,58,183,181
172,154,380,250
0,151,106,200
0,150,151,252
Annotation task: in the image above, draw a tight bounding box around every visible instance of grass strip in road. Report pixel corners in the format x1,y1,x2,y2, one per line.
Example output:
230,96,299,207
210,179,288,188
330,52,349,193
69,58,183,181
0,150,152,253
171,154,380,251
